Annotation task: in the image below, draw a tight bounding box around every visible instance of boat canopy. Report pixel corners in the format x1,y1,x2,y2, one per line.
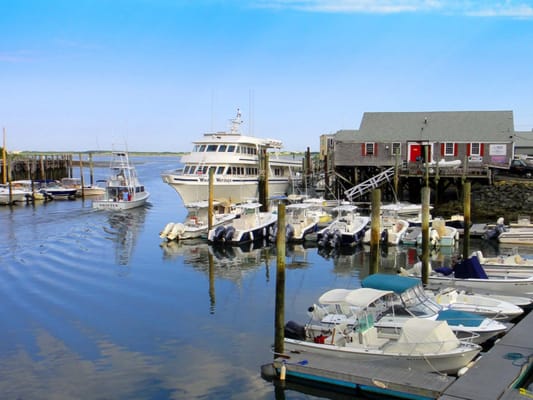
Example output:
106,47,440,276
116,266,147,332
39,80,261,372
318,289,353,304
361,274,420,294
344,288,394,308
453,256,489,279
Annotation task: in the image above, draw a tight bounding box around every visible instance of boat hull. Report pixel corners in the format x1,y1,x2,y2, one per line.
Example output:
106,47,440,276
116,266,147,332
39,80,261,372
161,174,291,204
93,192,150,210
284,338,479,375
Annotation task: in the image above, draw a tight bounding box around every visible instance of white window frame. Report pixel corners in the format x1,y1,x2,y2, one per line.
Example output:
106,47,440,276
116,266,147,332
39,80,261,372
365,142,375,156
444,142,455,156
470,142,481,156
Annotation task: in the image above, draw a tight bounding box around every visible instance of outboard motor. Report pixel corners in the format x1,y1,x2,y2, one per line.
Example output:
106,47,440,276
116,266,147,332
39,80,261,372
286,224,295,241
224,225,236,242
330,229,342,248
318,229,330,247
269,223,278,242
380,228,389,244
284,320,306,340
212,225,226,242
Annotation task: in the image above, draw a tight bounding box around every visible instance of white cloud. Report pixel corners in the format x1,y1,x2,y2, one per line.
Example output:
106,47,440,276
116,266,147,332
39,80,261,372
253,0,533,17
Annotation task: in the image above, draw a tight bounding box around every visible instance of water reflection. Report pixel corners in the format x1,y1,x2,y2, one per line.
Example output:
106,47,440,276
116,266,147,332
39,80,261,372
102,207,147,268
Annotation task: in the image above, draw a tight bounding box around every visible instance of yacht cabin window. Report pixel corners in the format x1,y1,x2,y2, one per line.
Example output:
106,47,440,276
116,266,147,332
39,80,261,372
219,145,227,152
207,145,218,152
198,145,206,152
227,145,236,152
216,166,225,174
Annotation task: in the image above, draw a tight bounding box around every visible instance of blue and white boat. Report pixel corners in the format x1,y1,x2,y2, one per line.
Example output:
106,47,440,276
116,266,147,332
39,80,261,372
361,274,509,344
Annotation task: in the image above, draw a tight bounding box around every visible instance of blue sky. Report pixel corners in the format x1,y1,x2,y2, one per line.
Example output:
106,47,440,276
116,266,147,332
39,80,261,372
1,0,532,152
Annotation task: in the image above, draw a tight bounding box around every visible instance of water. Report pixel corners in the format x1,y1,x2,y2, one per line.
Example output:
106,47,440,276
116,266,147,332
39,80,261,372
0,156,511,399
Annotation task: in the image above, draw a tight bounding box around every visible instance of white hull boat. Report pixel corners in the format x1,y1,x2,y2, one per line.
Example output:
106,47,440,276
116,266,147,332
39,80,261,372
207,202,276,245
317,205,370,247
277,203,319,242
427,287,524,321
0,186,27,204
160,200,237,241
360,274,509,344
92,149,150,210
402,255,533,298
285,288,481,375
161,109,301,205
363,214,409,245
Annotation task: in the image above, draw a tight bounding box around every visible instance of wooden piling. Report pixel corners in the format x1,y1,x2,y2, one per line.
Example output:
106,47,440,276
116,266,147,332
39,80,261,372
274,203,286,356
462,181,471,260
370,189,381,275
79,154,85,198
208,250,215,314
421,187,431,285
208,168,214,231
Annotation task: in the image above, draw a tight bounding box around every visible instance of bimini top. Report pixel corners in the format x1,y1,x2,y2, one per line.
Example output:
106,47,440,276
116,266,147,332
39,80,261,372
344,288,394,308
361,274,420,294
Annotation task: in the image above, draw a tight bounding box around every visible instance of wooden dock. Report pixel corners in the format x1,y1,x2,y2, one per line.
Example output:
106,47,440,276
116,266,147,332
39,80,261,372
263,310,533,399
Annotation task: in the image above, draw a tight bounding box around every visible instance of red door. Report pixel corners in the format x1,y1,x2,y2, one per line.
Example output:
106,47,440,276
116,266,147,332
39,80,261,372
409,144,422,162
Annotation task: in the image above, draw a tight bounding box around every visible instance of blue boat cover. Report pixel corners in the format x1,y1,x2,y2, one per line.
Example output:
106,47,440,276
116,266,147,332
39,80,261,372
361,274,419,294
453,255,488,279
436,309,484,327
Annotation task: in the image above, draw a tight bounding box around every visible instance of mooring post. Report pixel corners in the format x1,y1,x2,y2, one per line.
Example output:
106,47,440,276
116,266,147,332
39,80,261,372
462,181,471,260
208,250,215,314
370,188,381,275
274,203,286,356
208,168,214,231
79,154,85,199
421,187,431,285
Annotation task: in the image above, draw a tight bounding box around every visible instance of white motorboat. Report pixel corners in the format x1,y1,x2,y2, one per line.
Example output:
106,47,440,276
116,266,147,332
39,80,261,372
60,177,105,197
92,150,150,210
207,202,276,245
426,287,524,322
360,274,509,344
284,288,481,375
362,213,409,245
413,218,459,247
161,109,302,205
35,180,78,199
0,185,27,204
275,203,319,243
316,205,370,247
401,255,533,298
160,200,238,241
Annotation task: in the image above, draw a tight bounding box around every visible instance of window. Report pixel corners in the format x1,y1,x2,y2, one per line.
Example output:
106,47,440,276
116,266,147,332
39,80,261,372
198,145,206,152
227,145,236,152
365,142,375,156
392,142,401,155
470,142,481,156
444,142,455,156
207,145,218,152
216,166,225,174
218,145,227,152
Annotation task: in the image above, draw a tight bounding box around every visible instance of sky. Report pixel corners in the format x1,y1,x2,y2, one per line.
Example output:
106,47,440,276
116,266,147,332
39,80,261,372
1,0,533,153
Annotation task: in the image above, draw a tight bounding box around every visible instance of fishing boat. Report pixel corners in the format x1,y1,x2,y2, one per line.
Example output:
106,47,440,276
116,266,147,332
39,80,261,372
161,109,302,205
427,287,524,322
207,202,276,245
35,180,78,199
273,203,319,243
362,212,409,245
400,255,533,298
316,205,370,248
92,150,150,210
284,287,481,375
360,274,509,344
160,200,238,241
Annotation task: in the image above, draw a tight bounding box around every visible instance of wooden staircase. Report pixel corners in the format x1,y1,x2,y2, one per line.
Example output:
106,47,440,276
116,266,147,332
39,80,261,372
344,167,395,201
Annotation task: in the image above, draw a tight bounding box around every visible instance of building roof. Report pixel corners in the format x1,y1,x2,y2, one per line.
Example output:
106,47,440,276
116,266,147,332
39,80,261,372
352,110,515,142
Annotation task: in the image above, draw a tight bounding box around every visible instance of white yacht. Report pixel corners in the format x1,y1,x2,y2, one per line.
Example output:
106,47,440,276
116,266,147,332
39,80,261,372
161,109,302,205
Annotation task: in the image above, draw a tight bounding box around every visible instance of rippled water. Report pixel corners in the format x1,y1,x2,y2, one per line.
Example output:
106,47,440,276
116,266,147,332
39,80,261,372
0,156,508,399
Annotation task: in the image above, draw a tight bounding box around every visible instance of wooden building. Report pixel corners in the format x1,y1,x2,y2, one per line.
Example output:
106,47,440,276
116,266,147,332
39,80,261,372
322,110,517,202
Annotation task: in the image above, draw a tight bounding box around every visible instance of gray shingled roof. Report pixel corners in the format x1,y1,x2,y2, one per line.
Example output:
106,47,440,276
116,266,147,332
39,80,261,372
353,111,514,142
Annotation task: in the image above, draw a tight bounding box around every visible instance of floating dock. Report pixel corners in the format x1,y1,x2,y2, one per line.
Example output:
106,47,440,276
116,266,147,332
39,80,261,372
263,310,533,399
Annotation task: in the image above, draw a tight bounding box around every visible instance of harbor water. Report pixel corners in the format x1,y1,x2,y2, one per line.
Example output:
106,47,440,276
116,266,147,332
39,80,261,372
0,156,516,399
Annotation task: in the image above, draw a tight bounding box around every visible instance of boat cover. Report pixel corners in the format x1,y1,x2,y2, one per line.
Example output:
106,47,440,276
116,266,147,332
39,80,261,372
453,256,488,279
318,289,353,304
386,318,460,354
361,274,419,294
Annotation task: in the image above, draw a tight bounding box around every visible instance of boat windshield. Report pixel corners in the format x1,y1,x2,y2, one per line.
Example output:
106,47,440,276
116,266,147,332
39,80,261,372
400,286,440,317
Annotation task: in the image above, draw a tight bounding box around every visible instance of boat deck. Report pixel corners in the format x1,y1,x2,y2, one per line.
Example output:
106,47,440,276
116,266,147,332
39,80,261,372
265,309,533,399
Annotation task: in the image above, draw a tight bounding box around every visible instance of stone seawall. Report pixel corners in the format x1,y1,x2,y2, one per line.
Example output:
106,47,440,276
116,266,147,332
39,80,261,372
433,181,533,223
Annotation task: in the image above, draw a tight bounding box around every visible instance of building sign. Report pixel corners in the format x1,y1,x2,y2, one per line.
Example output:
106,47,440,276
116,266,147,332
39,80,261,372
489,144,506,156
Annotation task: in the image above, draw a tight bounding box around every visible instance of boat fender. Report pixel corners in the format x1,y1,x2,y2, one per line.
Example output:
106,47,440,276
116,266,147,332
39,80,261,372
213,225,226,242
225,225,236,242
